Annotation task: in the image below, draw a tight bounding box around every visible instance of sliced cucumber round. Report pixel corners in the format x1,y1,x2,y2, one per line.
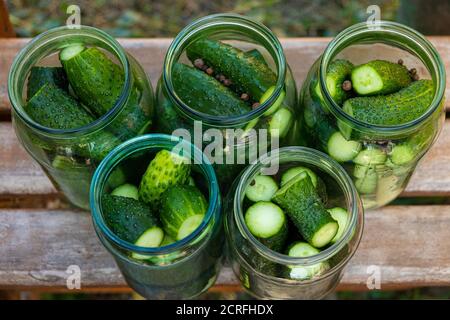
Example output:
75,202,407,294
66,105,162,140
260,86,286,116
311,221,339,248
132,227,165,260
111,183,139,200
59,44,85,61
328,207,349,243
177,214,204,240
269,108,293,138
327,132,361,162
287,242,330,280
390,144,415,165
245,201,286,239
351,65,384,95
281,166,317,187
245,175,279,202
353,148,387,166
355,168,378,194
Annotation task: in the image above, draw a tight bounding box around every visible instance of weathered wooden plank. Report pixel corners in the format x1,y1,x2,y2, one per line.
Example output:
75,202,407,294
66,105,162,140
0,37,449,115
0,206,448,290
1,120,450,199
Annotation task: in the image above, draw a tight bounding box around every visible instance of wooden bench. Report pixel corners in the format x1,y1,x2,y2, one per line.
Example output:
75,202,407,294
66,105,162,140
0,38,449,297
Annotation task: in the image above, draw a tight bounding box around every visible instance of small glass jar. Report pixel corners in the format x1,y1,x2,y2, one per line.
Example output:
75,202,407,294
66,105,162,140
156,14,301,187
225,147,364,299
299,21,446,209
90,134,223,299
8,26,154,210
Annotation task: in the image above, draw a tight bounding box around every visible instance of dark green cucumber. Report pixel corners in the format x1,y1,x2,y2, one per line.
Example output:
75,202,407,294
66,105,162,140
245,49,268,66
60,45,151,139
160,185,208,240
285,242,330,280
272,172,338,248
244,201,288,252
186,38,277,100
24,83,93,129
314,59,354,105
342,79,434,126
281,166,327,203
111,183,139,200
351,60,412,96
172,62,251,116
245,175,279,202
27,66,68,98
138,149,191,205
102,194,161,244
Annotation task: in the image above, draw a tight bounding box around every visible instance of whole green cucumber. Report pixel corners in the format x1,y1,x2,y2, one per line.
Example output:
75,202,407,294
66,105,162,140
342,80,434,126
172,62,251,116
27,66,68,99
186,38,277,100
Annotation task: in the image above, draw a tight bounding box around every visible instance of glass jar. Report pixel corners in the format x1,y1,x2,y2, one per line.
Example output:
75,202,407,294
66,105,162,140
299,21,446,209
8,26,154,210
225,147,364,299
90,134,223,299
156,14,302,188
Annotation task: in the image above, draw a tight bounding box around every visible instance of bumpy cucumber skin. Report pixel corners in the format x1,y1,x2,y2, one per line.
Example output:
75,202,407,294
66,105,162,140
159,185,208,240
351,60,412,96
102,194,161,243
245,49,268,66
25,83,93,129
61,47,151,139
324,59,354,105
186,39,277,100
27,66,68,99
272,173,337,248
343,80,434,126
172,62,251,116
138,150,191,205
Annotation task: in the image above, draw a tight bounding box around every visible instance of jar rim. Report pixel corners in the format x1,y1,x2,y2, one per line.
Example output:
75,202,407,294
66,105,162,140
319,21,446,135
162,13,287,126
89,133,221,255
233,146,364,266
8,25,132,138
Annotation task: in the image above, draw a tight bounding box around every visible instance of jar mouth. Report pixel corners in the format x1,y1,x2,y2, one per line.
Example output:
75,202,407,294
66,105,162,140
8,25,132,138
320,21,446,136
90,134,220,255
233,146,364,266
163,13,287,127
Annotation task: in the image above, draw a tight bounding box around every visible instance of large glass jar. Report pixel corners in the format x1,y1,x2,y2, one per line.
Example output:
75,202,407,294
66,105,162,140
90,134,223,300
225,147,364,299
156,14,301,188
299,21,446,209
8,26,154,210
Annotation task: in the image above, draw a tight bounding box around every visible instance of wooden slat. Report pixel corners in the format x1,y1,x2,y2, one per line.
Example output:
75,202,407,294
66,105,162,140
2,120,450,199
0,205,448,290
0,37,449,116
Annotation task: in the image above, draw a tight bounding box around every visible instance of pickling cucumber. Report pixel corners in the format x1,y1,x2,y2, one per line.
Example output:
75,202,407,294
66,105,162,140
259,86,286,116
27,66,68,98
186,38,277,100
25,83,93,129
314,59,354,105
351,60,411,96
354,166,378,194
132,227,165,260
245,201,288,252
327,132,361,162
60,45,151,138
111,183,139,200
172,62,251,116
285,242,330,280
245,49,268,66
342,80,434,126
138,149,191,205
327,207,349,243
102,194,162,244
159,185,208,241
272,173,338,248
245,175,279,202
281,166,318,187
